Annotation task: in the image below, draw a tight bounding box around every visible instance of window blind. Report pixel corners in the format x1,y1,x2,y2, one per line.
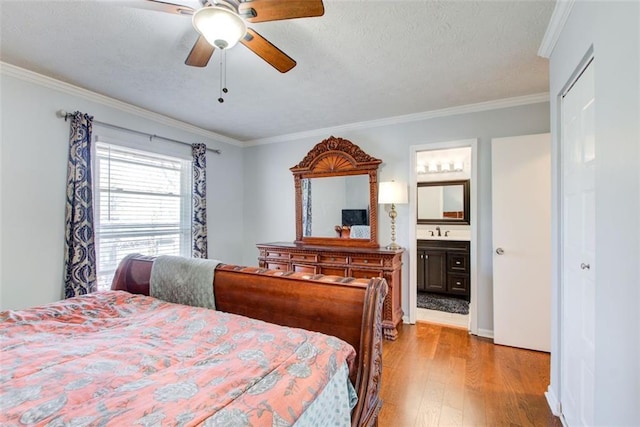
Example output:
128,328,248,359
95,143,192,290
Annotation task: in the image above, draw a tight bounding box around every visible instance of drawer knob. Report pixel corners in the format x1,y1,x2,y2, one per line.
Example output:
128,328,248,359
364,260,368,264
456,261,461,265
456,281,462,285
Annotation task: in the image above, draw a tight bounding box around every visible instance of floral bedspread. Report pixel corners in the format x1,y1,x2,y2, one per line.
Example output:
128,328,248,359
0,291,357,426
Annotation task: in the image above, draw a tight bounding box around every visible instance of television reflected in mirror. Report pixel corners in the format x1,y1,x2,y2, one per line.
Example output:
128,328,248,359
342,209,369,226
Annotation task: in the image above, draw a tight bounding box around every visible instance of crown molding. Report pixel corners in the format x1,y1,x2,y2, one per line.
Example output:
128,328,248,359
538,0,576,58
245,92,550,147
0,62,242,147
1,61,550,149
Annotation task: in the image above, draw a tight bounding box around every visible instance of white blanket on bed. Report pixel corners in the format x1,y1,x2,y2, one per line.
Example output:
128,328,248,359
150,255,220,309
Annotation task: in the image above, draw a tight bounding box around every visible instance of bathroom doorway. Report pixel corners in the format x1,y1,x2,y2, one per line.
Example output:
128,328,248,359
409,140,478,333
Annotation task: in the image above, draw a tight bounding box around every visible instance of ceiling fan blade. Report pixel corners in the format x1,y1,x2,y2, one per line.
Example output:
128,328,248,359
240,28,296,73
185,35,215,67
132,0,195,15
238,0,324,23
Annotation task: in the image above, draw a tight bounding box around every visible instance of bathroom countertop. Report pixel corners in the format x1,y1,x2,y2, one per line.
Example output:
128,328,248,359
416,231,470,241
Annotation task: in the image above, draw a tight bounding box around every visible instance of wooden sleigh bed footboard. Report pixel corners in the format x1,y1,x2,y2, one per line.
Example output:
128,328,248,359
111,254,388,427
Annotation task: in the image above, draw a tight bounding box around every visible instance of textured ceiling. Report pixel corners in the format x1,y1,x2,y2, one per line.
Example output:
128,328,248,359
0,0,554,143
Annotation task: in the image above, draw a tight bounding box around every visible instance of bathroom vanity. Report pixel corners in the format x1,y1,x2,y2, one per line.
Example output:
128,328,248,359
417,238,470,299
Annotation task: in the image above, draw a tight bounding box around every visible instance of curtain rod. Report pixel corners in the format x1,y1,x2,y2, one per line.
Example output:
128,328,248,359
56,110,222,155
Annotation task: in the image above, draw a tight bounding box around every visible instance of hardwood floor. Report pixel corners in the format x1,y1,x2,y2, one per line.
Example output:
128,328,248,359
378,322,562,426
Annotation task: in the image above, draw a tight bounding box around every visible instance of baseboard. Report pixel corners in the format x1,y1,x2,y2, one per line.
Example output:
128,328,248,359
545,385,561,416
477,328,494,339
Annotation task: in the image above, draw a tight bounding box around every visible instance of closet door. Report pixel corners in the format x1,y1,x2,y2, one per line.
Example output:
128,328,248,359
560,59,595,427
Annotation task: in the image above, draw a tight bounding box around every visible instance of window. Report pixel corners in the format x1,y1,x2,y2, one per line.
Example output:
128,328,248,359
95,143,192,290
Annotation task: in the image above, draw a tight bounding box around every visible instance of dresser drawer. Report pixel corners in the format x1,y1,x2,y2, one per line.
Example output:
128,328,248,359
292,264,318,274
266,251,289,260
320,266,348,277
319,254,348,264
290,253,318,263
350,269,383,280
350,256,383,267
266,262,288,272
448,253,469,272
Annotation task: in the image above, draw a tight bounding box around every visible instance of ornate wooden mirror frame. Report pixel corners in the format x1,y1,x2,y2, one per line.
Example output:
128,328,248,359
291,136,382,248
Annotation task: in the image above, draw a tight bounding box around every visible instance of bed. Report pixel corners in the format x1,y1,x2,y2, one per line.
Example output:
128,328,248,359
0,254,387,426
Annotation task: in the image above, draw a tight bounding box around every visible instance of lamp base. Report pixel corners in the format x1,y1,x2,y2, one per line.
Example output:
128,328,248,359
385,242,402,250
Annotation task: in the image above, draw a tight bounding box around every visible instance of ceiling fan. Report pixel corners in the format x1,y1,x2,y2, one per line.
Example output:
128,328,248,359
138,0,324,73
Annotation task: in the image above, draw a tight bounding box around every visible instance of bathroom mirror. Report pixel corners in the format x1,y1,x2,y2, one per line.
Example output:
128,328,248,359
417,180,470,224
291,136,381,247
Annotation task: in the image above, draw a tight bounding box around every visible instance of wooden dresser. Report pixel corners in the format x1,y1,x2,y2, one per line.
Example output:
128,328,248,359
257,242,404,340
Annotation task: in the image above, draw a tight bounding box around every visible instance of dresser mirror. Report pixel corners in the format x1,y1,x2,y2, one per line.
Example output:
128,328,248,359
302,174,370,238
417,179,470,224
291,136,381,247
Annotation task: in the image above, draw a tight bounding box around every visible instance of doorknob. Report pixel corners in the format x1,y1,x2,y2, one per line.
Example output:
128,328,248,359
495,248,504,255
580,263,591,270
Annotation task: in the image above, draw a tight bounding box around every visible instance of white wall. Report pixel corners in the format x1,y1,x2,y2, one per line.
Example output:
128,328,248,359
546,1,639,423
0,71,245,310
242,103,550,332
0,67,553,336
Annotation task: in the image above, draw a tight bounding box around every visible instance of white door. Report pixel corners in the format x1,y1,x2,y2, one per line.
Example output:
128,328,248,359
560,60,595,427
492,133,551,351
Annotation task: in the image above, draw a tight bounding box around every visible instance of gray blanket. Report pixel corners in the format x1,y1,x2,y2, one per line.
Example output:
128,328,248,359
150,255,221,309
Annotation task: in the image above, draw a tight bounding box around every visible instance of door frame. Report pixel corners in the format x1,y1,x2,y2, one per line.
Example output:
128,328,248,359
408,139,478,335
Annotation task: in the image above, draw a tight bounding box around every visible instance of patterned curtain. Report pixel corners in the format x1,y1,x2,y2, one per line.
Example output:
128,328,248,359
192,143,208,258
63,111,97,297
302,178,312,236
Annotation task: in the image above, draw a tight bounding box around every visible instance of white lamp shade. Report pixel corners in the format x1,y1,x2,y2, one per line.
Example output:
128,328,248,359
192,6,246,49
378,181,408,204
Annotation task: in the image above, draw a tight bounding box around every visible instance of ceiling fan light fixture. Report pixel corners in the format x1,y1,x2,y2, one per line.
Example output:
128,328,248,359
192,6,246,50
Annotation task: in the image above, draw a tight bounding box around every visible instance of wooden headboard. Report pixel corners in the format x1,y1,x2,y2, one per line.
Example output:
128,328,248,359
111,254,387,427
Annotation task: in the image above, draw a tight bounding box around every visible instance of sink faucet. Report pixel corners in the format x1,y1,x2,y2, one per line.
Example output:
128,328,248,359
435,226,441,237
444,230,450,237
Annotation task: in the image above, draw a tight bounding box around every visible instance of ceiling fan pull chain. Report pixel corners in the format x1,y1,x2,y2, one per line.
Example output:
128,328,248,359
218,49,229,103
218,50,224,103
223,49,228,95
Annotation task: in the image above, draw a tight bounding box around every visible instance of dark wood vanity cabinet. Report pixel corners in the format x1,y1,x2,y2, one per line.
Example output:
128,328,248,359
257,242,404,340
417,249,446,293
417,240,470,299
